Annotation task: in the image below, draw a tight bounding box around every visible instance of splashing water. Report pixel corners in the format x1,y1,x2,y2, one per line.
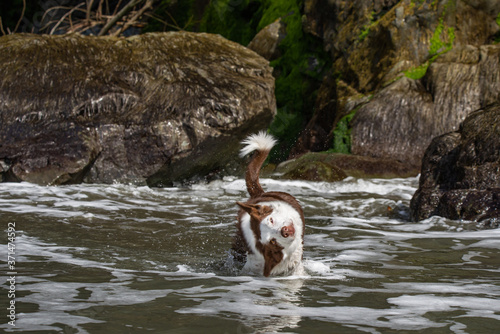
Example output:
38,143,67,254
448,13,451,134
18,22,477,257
0,177,499,333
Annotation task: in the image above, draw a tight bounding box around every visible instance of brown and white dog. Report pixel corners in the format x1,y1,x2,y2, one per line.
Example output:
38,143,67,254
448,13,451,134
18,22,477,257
232,132,305,277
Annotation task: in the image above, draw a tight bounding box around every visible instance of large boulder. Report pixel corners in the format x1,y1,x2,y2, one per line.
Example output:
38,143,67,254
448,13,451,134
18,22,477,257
410,104,500,226
351,76,434,168
0,32,276,186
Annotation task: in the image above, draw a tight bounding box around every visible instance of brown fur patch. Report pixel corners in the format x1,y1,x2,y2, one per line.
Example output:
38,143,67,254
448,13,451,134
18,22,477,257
236,201,273,241
258,241,284,277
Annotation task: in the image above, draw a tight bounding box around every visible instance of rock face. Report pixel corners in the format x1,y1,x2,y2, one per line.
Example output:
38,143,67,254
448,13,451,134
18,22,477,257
0,32,275,186
410,104,500,225
293,0,500,168
352,43,500,168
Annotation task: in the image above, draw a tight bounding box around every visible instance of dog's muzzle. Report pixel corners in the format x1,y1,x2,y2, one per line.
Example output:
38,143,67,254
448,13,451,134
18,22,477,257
281,224,295,238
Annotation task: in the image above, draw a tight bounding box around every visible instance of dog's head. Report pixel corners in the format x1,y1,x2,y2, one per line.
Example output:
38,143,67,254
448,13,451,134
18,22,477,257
237,201,301,276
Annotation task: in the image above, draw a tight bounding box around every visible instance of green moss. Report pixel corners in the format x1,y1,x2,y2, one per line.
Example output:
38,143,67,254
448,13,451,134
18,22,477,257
358,11,376,42
429,19,455,56
404,16,455,79
404,62,429,80
359,26,370,42
329,109,357,154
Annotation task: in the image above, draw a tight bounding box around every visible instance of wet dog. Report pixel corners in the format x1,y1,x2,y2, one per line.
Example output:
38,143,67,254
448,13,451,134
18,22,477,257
232,132,304,276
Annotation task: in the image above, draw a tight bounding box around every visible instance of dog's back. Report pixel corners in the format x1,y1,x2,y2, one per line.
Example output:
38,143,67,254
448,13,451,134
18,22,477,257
233,132,304,276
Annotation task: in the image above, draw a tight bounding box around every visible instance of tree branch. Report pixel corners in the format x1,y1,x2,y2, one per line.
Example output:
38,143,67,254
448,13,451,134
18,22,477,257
98,0,143,36
13,0,26,33
0,17,6,35
115,0,153,36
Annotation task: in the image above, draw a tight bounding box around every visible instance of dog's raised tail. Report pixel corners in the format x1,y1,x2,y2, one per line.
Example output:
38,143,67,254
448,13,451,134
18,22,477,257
240,131,277,198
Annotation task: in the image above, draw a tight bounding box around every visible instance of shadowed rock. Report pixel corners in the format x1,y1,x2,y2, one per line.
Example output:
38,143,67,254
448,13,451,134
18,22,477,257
0,32,275,186
410,103,500,226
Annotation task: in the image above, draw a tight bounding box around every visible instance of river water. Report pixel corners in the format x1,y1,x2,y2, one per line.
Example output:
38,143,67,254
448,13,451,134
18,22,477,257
1,176,499,333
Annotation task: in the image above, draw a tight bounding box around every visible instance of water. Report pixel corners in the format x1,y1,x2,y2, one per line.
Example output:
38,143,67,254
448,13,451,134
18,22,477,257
1,176,499,333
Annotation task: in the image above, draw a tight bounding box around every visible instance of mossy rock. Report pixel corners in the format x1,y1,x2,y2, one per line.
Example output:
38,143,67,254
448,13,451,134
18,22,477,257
280,160,347,182
275,152,419,181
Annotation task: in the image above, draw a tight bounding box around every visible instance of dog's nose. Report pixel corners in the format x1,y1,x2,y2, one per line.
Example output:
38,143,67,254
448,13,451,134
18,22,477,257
281,224,295,238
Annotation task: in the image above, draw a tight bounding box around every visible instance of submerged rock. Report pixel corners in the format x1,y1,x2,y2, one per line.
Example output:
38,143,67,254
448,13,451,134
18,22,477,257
410,104,500,226
0,32,275,186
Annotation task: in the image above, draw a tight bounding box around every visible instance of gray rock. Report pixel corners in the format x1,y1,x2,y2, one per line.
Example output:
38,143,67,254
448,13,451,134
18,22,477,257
247,19,286,61
351,76,434,168
0,32,276,186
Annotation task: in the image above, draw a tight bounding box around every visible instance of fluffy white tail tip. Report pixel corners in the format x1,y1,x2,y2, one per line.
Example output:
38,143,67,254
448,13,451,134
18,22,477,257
239,131,277,157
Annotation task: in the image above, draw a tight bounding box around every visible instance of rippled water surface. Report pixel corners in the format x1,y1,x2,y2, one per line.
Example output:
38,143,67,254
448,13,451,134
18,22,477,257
1,177,499,333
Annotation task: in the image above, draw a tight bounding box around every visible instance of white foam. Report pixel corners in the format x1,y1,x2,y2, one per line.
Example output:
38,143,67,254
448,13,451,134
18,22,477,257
388,294,500,312
304,259,331,274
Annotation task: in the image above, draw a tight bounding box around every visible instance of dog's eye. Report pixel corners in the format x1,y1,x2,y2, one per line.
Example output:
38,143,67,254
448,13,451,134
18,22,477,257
269,217,274,225
270,238,277,245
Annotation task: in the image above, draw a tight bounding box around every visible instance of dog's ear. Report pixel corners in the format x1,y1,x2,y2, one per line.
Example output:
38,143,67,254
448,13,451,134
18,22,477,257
237,202,273,221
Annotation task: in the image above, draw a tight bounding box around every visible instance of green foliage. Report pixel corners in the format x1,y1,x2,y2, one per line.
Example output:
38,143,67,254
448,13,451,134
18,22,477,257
258,0,330,161
143,0,197,32
269,107,304,153
330,110,357,154
145,0,263,45
145,0,330,163
495,12,500,44
198,0,263,45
